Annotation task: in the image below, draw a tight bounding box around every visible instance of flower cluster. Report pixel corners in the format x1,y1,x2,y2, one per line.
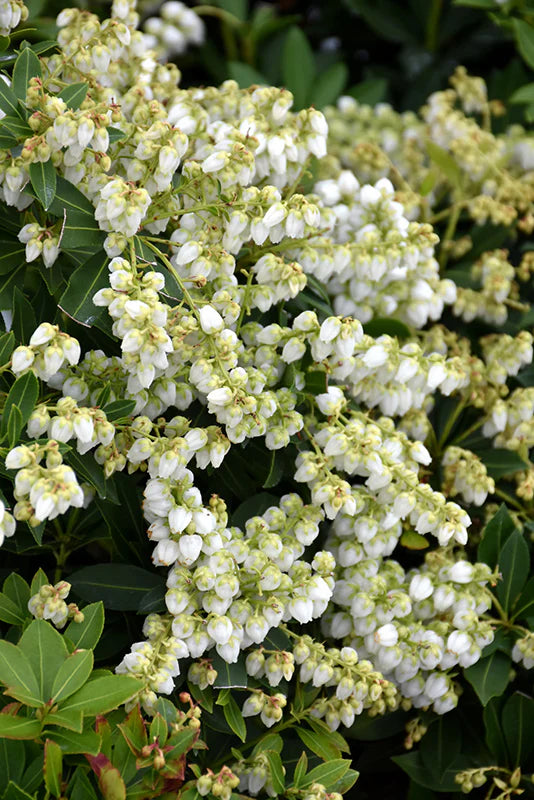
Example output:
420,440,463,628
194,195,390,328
28,580,84,627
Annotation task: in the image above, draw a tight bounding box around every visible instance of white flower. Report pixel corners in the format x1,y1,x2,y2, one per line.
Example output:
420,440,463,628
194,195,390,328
409,575,433,602
199,305,224,334
448,561,474,584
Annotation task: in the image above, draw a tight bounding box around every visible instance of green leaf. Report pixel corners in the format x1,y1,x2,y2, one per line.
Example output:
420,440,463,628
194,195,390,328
0,591,26,625
400,531,429,550
60,211,104,252
483,698,508,764
497,529,530,612
6,405,23,448
106,126,126,144
43,728,101,755
363,318,411,339
329,768,359,795
348,77,387,105
0,261,26,308
262,450,284,489
60,674,141,716
65,450,111,500
514,19,534,70
51,649,93,704
501,692,534,766
0,78,23,118
48,176,95,217
1,370,38,438
305,370,327,395
70,767,99,800
466,652,512,707
227,61,267,87
29,567,48,596
2,572,30,615
392,752,471,792
215,0,247,19
0,715,41,739
210,652,248,688
102,399,136,421
58,249,108,326
0,640,42,706
69,564,164,611
312,62,348,108
29,159,56,211
265,751,285,794
297,726,341,760
12,47,41,101
222,694,246,742
301,759,351,790
510,82,534,104
426,141,462,189
0,116,32,138
12,285,36,345
282,27,315,109
44,739,62,798
475,448,528,479
511,576,534,621
57,82,88,110
0,738,25,787
478,504,516,567
3,781,34,800
64,602,104,650
137,583,166,614
0,330,14,362
45,707,83,733
293,751,307,788
18,619,68,701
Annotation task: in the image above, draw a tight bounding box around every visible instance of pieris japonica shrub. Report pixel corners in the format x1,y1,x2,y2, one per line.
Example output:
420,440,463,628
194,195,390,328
0,0,533,798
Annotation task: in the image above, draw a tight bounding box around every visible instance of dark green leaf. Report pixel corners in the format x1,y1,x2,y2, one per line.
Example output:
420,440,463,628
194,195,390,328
57,82,88,110
106,126,126,143
0,330,14,362
484,698,508,764
514,19,534,70
501,692,534,766
348,77,387,105
392,752,472,792
312,62,348,108
29,159,56,211
0,116,32,138
29,568,48,596
478,504,516,567
137,583,166,614
305,370,327,395
0,261,26,308
69,564,164,611
467,651,512,706
12,285,36,345
512,576,534,621
231,492,278,528
1,370,38,438
102,399,136,421
510,82,534,104
70,767,99,800
12,47,41,101
0,738,25,786
48,177,95,216
57,249,108,326
223,694,246,742
228,61,267,87
475,448,528,480
216,0,247,19
3,781,34,800
0,78,23,118
363,318,411,339
210,651,248,688
6,405,22,448
282,26,315,109
65,450,112,501
60,211,104,252
262,450,284,489
497,529,530,612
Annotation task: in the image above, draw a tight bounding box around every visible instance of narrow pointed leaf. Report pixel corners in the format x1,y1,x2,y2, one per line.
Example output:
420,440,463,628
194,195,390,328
58,82,88,110
29,159,56,211
0,715,41,739
497,529,530,611
12,48,42,101
18,620,68,701
44,739,62,798
0,640,42,706
65,602,104,650
51,649,93,704
60,675,141,716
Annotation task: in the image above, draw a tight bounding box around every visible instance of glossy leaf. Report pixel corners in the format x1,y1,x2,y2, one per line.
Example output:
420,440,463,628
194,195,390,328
265,751,285,794
478,504,516,567
464,651,511,706
514,19,534,70
12,47,41,101
210,651,248,688
476,448,528,480
297,726,341,760
0,738,25,786
86,755,126,800
102,399,136,421
60,674,141,716
65,602,104,650
43,728,101,755
222,694,246,742
3,782,34,800
0,640,42,706
58,250,109,325
51,649,94,704
497,528,530,612
293,751,307,788
69,564,164,611
0,79,23,118
57,82,88,109
301,759,351,790
282,26,315,109
0,591,26,625
29,159,56,211
18,619,68,701
502,692,534,766
0,715,41,740
43,739,62,798
1,370,38,438
45,708,83,733
484,698,508,765
511,576,534,621
420,716,462,778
